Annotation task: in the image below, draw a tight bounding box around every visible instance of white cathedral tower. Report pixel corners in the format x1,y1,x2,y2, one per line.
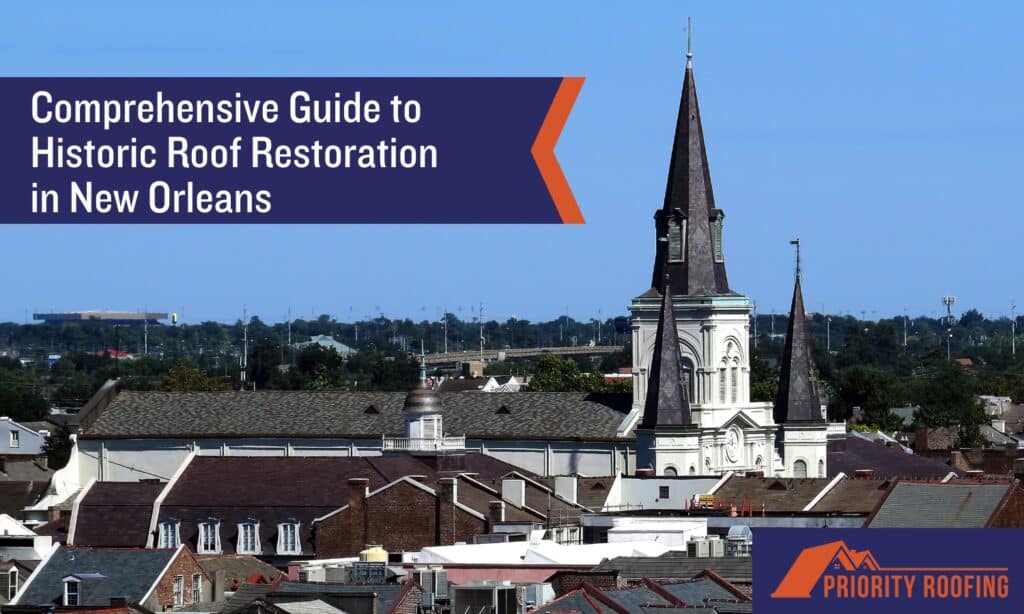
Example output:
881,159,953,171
626,41,828,478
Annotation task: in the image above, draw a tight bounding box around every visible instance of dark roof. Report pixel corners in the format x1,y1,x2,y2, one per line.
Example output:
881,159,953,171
535,578,746,614
222,582,275,612
0,458,54,482
591,555,752,584
808,479,893,514
80,391,631,441
14,546,179,606
712,476,831,513
73,482,164,547
640,285,693,430
534,477,612,511
649,55,731,297
828,435,959,479
197,555,284,588
148,454,531,556
273,582,408,614
0,481,48,518
773,276,824,424
867,481,1014,528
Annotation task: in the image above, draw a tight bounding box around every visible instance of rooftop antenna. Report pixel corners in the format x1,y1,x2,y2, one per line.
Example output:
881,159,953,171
420,338,427,385
942,296,956,362
686,16,693,68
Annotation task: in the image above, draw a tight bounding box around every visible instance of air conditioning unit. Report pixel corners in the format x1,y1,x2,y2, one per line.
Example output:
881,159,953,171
422,593,436,608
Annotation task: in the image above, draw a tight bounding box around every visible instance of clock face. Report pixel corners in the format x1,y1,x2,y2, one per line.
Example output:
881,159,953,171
725,425,743,463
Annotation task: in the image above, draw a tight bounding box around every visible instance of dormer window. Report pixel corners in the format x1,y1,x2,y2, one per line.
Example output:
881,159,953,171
197,519,221,554
158,519,180,549
277,520,300,555
63,578,80,606
237,520,260,555
9,430,19,448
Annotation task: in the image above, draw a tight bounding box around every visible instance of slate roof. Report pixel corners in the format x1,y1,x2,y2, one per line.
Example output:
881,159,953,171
774,275,824,424
808,479,893,514
534,578,746,614
712,476,832,513
14,545,179,606
0,480,48,517
0,458,54,482
116,454,536,556
649,52,731,297
640,285,693,429
828,435,959,479
73,481,164,547
272,582,408,614
591,555,752,584
867,481,1014,528
80,391,632,441
274,599,346,614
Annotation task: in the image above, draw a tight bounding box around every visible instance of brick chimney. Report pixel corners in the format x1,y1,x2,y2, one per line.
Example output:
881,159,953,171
853,469,875,479
437,478,459,545
347,478,370,555
47,505,61,524
488,500,505,527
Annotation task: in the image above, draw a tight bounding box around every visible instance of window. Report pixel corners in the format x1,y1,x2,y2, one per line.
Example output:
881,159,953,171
238,521,260,554
277,521,300,555
158,519,180,549
818,459,826,478
663,466,678,477
731,366,739,403
198,520,221,554
719,367,727,403
191,573,202,604
793,460,808,478
755,456,764,470
659,485,671,498
64,579,80,606
9,430,19,448
421,416,439,440
7,568,17,600
172,575,184,606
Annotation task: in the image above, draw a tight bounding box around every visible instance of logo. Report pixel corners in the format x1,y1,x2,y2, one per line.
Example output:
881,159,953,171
772,540,1009,600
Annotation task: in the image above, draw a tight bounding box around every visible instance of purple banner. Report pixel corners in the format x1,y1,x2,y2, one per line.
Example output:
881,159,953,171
0,77,583,223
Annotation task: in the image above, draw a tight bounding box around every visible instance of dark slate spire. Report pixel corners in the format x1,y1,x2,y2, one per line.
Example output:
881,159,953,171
650,42,731,297
641,283,693,428
774,273,824,423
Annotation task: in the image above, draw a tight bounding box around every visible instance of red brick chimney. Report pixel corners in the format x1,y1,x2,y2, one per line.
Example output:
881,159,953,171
437,478,459,545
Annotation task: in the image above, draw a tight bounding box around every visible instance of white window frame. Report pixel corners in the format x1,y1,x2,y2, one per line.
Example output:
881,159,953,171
793,459,808,478
172,575,184,606
191,573,202,604
8,568,18,600
421,415,441,440
63,578,80,606
237,521,261,555
9,430,19,448
277,521,301,555
158,519,180,549
197,520,221,554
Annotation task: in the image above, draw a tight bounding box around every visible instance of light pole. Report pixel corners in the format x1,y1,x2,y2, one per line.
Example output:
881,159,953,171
1012,303,1017,358
826,316,832,353
942,296,956,362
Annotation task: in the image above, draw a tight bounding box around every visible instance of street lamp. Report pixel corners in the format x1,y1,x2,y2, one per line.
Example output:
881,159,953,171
942,296,956,362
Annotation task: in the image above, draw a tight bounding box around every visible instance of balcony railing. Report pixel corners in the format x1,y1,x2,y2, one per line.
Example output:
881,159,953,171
382,435,466,452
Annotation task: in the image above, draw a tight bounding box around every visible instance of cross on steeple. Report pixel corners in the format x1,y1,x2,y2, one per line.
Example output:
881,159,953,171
687,17,693,67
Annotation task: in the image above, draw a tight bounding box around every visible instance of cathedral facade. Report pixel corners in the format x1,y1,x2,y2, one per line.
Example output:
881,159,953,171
626,47,829,479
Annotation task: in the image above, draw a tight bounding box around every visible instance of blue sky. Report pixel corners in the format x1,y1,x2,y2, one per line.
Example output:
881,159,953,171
1,1,1021,325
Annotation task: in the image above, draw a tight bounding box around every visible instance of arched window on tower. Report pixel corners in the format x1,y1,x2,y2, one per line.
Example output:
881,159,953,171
668,216,686,263
680,357,695,400
664,466,678,477
818,459,825,477
793,460,807,479
719,366,727,403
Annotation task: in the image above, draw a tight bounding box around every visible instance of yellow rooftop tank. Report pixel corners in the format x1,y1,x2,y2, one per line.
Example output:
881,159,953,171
360,544,388,563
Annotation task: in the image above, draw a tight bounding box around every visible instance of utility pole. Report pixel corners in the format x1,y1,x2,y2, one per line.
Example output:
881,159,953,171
826,316,832,353
241,305,248,388
478,303,485,362
442,306,448,354
942,296,956,362
1012,303,1017,358
903,309,908,348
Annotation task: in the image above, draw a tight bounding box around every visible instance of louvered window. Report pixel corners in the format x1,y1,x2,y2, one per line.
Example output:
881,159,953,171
668,219,686,262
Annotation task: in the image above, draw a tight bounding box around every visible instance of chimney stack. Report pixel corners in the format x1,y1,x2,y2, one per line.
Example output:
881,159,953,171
348,478,369,507
47,505,61,523
501,479,526,508
488,501,506,525
635,468,655,479
853,469,875,479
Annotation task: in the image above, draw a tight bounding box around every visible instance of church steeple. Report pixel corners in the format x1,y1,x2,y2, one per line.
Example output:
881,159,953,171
641,283,693,428
650,26,731,297
774,260,824,423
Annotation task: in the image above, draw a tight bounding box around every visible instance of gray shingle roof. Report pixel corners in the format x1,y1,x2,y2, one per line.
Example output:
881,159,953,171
868,481,1013,528
591,555,752,584
14,546,178,606
81,391,631,441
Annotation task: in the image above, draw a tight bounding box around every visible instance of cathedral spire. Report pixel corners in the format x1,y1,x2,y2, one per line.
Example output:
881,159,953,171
650,23,730,297
774,253,824,423
641,283,693,428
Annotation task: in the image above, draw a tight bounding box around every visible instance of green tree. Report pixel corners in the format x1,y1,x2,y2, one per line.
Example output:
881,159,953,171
529,354,604,392
158,361,230,392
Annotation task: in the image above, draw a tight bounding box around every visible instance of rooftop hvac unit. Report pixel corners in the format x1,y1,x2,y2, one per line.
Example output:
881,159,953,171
414,568,434,596
422,593,436,608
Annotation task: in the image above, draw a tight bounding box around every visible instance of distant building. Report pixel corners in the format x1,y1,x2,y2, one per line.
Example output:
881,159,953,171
292,335,355,356
0,417,50,457
32,311,167,325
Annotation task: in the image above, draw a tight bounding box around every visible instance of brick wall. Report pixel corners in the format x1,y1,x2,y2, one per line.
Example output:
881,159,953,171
989,483,1024,527
391,582,423,614
150,548,209,610
549,572,619,596
315,478,486,558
